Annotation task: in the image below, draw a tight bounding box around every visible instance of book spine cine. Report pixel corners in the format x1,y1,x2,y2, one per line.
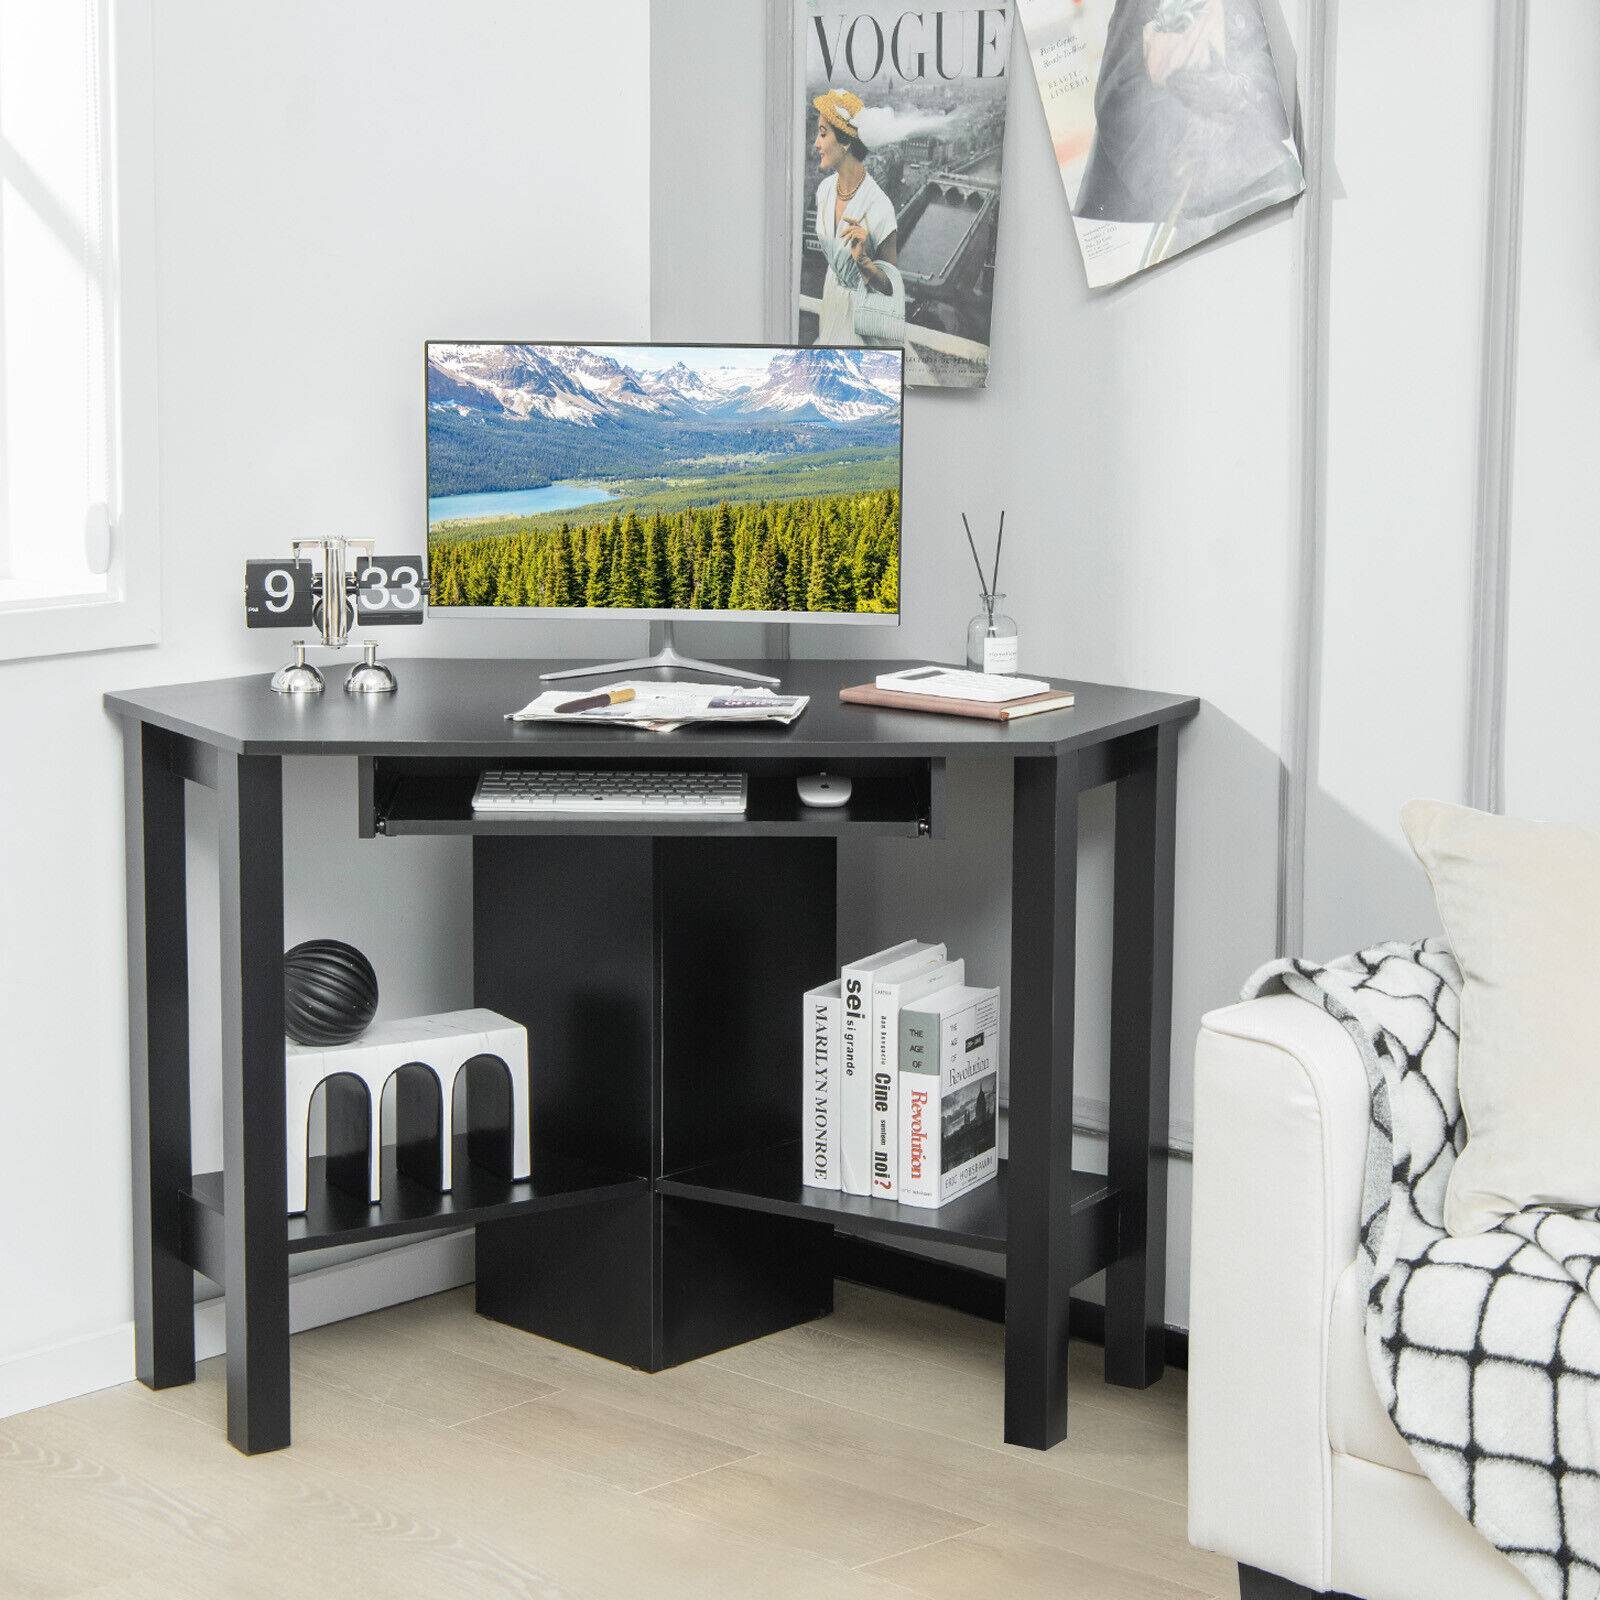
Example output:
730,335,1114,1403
871,997,895,1201
842,944,944,1195
801,982,840,1190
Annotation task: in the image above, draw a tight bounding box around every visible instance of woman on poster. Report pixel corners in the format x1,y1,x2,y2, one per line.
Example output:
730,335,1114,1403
811,89,900,345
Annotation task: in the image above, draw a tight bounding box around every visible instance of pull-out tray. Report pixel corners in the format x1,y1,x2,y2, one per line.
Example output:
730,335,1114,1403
358,755,942,839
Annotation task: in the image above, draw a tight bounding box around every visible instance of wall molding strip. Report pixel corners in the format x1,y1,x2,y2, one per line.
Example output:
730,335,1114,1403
1071,1096,1193,1160
763,2,797,342
1277,0,1340,958
1465,0,1528,816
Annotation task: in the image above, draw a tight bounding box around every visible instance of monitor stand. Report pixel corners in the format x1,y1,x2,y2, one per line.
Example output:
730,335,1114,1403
539,621,781,686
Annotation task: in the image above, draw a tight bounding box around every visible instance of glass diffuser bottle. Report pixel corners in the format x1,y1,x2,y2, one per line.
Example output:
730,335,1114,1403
967,592,1019,674
960,511,1017,673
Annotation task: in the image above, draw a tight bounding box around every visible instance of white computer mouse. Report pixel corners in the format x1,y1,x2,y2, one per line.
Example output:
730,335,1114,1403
796,773,852,808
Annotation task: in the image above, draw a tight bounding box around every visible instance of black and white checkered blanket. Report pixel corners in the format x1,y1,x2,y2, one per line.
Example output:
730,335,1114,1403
1246,940,1600,1600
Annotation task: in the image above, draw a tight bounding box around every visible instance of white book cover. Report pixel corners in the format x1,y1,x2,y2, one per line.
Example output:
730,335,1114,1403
899,985,1001,1209
870,960,964,1202
874,665,1051,701
801,979,841,1189
839,940,944,1195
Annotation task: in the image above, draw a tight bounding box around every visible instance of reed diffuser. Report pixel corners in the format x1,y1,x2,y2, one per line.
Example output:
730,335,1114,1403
962,512,1018,673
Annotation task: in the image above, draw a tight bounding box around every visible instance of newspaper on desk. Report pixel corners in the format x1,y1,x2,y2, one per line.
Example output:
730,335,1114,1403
507,680,808,734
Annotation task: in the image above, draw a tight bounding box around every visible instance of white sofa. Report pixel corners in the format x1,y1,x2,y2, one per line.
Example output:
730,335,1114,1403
1186,993,1534,1600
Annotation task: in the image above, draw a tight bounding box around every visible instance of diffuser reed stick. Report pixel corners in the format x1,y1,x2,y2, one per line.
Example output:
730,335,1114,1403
961,511,1006,623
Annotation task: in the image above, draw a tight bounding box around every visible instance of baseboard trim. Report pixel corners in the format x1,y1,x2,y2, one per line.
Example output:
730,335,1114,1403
8,1230,1182,1422
1,1230,474,1422
0,1322,138,1424
831,1234,1190,1370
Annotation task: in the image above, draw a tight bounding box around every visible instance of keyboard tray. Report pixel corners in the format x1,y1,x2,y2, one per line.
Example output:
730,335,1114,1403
360,757,940,841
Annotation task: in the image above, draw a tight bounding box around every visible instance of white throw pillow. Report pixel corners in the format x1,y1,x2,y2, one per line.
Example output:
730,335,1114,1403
1400,798,1600,1236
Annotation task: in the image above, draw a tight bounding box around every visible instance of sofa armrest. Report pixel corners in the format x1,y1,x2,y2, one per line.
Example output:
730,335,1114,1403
1187,992,1372,1593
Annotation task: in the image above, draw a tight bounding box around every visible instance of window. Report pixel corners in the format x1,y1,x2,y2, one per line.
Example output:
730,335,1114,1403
0,0,157,660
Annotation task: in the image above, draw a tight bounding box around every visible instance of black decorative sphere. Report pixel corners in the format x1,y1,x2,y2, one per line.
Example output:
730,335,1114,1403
283,939,379,1045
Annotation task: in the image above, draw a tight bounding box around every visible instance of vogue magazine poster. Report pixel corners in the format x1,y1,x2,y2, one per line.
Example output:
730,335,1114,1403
1017,0,1304,287
791,2,1013,388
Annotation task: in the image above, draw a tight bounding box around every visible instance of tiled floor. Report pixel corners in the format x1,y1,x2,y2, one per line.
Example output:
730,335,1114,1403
0,1283,1236,1598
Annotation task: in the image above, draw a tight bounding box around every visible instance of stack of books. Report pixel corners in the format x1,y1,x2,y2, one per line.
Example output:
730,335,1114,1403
839,665,1075,722
802,940,1000,1209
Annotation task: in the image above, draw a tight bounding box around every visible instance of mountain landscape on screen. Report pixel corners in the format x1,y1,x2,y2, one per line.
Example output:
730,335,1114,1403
428,343,901,433
425,343,902,616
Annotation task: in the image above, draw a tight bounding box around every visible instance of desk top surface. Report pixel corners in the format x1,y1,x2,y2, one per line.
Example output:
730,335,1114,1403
105,659,1199,759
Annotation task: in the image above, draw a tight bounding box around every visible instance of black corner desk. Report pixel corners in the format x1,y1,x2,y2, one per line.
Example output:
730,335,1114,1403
106,658,1198,1455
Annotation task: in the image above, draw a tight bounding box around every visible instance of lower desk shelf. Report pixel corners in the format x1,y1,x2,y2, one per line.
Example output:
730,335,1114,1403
658,1144,1122,1276
178,1136,1120,1305
179,1141,645,1279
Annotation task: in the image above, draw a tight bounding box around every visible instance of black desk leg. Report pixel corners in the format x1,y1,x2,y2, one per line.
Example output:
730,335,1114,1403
1105,723,1178,1388
1006,751,1081,1449
216,753,290,1454
124,725,195,1391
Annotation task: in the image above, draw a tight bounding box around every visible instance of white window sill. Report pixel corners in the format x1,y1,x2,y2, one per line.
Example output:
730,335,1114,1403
0,583,159,663
0,575,107,606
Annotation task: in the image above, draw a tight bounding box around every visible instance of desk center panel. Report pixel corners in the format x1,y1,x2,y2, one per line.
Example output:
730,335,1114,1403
471,831,839,1370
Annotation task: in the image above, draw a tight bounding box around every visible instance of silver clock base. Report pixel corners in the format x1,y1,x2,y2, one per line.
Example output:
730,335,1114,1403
345,640,397,693
271,641,325,694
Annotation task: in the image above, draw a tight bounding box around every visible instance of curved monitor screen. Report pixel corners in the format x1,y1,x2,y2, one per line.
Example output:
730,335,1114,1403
426,341,902,622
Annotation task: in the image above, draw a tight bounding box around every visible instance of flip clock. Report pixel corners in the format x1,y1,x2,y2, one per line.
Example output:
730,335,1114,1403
244,538,426,694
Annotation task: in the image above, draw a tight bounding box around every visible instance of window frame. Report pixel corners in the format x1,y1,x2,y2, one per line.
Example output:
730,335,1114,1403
0,0,159,663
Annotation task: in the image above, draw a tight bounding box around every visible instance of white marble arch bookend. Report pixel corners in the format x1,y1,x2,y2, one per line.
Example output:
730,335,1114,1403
285,1010,530,1215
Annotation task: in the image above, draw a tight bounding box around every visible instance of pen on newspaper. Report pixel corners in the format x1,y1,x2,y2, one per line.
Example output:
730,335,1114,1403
554,687,636,715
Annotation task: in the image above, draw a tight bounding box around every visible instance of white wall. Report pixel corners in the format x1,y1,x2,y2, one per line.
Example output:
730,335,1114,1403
1303,1,1493,956
0,0,651,1397
1307,0,1598,924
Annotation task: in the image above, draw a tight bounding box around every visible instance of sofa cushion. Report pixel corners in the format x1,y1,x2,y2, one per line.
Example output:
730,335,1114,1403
1326,1258,1420,1477
1330,1453,1539,1599
1399,798,1600,1235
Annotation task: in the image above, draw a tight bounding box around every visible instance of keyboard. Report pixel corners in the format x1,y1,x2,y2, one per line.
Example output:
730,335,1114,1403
472,769,748,816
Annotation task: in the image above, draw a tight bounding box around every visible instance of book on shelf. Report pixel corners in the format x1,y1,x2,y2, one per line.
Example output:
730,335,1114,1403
839,681,1075,722
870,960,965,1203
839,940,946,1196
801,979,841,1190
899,985,1001,1209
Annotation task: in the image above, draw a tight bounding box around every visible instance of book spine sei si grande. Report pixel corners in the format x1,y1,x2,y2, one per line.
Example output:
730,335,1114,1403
870,960,964,1203
899,986,1001,1209
840,979,872,1195
801,980,842,1190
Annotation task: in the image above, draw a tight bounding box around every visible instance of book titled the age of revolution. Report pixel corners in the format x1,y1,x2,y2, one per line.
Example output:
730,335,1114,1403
870,959,964,1202
898,984,1001,1208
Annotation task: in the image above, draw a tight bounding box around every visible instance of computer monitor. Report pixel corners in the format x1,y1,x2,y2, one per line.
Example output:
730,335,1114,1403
425,340,902,678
